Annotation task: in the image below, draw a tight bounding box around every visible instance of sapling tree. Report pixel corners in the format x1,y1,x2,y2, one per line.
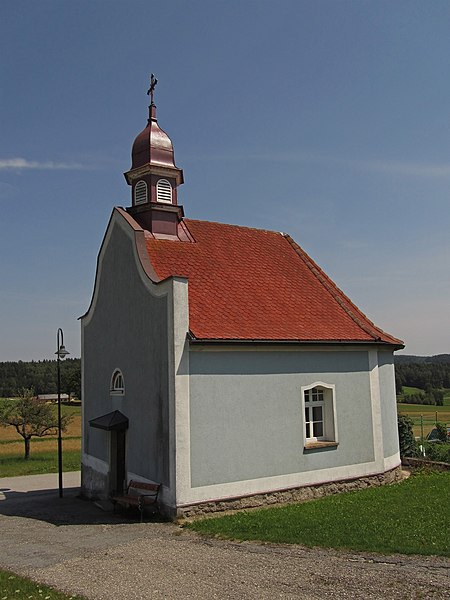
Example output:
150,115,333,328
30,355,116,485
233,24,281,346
0,388,72,459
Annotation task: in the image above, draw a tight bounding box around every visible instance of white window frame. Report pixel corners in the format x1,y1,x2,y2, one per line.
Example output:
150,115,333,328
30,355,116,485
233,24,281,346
134,180,148,205
110,369,125,396
156,178,172,203
301,382,338,448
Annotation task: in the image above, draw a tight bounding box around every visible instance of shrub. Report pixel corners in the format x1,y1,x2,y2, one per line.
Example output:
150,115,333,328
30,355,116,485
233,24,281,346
397,414,419,457
423,442,450,463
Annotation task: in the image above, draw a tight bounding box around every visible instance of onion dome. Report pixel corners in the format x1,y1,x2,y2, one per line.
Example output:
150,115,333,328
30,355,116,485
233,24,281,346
131,104,178,170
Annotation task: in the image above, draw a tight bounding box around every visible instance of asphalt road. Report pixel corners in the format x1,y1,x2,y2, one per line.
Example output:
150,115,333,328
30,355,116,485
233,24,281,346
0,473,448,599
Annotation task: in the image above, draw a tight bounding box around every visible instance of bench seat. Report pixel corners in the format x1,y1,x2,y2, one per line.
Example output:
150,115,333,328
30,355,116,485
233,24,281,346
111,480,160,521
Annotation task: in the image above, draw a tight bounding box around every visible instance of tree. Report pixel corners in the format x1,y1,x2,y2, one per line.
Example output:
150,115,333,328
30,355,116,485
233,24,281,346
397,414,419,458
0,388,72,459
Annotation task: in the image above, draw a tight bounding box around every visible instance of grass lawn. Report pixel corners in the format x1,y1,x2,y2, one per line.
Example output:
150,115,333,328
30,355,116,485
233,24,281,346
0,568,85,599
187,471,450,556
0,446,81,477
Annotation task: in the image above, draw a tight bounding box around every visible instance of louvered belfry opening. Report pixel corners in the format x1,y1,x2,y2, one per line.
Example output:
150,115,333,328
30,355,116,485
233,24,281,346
156,179,172,203
134,180,148,205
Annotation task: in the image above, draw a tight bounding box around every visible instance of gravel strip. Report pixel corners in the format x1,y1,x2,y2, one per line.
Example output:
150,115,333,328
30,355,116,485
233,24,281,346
0,489,448,599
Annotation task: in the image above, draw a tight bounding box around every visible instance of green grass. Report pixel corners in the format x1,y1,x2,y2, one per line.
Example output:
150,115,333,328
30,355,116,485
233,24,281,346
402,386,424,395
0,449,81,477
0,568,85,599
187,471,450,556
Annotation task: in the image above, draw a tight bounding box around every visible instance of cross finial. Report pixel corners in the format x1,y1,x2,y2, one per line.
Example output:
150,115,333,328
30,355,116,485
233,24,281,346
147,73,158,105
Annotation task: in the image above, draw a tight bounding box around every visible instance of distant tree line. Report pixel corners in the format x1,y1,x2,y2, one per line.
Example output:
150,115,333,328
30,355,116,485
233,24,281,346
397,387,444,406
0,359,81,399
394,354,450,394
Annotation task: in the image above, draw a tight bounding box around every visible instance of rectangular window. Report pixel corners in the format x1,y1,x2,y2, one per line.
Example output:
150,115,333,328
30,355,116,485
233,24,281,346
304,388,325,441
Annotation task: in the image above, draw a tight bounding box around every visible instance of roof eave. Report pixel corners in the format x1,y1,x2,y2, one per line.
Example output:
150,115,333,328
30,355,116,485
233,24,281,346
187,334,404,351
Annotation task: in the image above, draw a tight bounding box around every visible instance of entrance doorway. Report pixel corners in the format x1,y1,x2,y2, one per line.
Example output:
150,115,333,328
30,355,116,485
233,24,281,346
89,410,129,497
110,429,126,495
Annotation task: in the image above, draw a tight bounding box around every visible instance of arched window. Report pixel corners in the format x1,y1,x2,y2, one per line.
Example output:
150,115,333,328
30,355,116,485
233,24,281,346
134,180,148,205
301,382,337,448
156,178,172,203
110,369,125,395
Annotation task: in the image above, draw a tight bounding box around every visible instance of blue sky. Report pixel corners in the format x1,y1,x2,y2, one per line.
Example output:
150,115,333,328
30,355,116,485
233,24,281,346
1,0,449,360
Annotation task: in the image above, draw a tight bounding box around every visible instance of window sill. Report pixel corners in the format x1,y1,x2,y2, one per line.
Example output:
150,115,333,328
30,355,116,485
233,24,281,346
304,441,338,451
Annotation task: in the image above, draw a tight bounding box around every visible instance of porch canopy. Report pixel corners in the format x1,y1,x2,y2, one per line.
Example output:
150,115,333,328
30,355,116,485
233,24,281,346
89,410,128,431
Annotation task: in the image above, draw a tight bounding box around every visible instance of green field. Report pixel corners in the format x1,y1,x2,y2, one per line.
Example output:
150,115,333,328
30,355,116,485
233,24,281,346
397,387,450,437
187,471,450,556
0,403,81,476
402,386,424,395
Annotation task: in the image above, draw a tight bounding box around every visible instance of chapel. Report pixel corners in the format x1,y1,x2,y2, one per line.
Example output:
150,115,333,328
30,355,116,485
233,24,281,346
81,78,403,518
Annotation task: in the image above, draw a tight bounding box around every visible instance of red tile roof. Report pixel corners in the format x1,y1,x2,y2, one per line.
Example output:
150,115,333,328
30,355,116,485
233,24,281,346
145,219,402,345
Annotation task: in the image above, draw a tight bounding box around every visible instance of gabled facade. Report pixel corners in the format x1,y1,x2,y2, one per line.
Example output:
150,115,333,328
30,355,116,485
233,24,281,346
81,84,403,518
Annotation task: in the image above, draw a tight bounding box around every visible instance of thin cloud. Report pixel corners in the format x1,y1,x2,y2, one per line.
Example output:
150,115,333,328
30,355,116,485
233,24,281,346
0,158,86,170
186,150,450,178
343,158,450,178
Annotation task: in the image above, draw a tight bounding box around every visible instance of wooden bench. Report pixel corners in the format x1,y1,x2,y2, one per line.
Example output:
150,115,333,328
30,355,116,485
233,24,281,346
111,480,160,522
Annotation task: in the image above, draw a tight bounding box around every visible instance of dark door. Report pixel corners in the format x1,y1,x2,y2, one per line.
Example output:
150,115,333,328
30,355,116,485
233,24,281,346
111,429,126,495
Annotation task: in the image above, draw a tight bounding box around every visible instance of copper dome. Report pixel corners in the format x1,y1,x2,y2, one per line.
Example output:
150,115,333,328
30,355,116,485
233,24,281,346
131,105,178,170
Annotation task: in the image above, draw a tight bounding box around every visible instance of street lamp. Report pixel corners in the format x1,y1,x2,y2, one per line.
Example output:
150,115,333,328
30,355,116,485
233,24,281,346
55,328,70,498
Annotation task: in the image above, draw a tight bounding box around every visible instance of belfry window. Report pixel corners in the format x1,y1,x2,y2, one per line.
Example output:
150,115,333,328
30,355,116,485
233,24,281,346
111,369,125,395
134,180,148,205
156,179,172,203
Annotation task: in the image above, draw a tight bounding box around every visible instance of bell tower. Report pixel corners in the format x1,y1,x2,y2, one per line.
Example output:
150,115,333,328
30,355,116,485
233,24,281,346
124,75,185,237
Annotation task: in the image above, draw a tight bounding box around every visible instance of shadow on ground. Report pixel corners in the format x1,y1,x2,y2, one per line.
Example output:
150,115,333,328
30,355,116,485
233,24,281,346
0,487,165,526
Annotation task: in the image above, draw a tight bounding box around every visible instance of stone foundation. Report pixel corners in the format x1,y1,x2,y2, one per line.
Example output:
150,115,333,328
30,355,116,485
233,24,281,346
177,466,404,520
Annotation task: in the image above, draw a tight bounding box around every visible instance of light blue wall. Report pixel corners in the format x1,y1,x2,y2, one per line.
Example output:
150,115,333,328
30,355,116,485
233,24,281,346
83,222,170,485
378,351,400,458
189,350,375,487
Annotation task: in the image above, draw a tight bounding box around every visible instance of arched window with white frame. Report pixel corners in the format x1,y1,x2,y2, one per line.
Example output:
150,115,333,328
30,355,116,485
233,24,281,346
156,178,172,203
134,180,148,205
301,382,338,448
110,369,125,395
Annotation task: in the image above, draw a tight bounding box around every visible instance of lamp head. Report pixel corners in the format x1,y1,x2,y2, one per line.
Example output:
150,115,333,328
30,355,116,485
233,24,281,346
56,345,70,360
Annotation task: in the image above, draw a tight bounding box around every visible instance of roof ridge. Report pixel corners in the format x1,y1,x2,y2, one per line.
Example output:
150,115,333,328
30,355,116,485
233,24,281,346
183,218,281,236
282,234,403,346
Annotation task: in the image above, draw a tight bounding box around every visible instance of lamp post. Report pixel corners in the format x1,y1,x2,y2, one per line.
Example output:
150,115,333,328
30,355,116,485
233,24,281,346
55,328,70,498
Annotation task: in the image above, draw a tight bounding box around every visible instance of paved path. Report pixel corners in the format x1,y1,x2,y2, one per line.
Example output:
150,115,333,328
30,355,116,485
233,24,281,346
0,473,448,599
0,471,80,495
